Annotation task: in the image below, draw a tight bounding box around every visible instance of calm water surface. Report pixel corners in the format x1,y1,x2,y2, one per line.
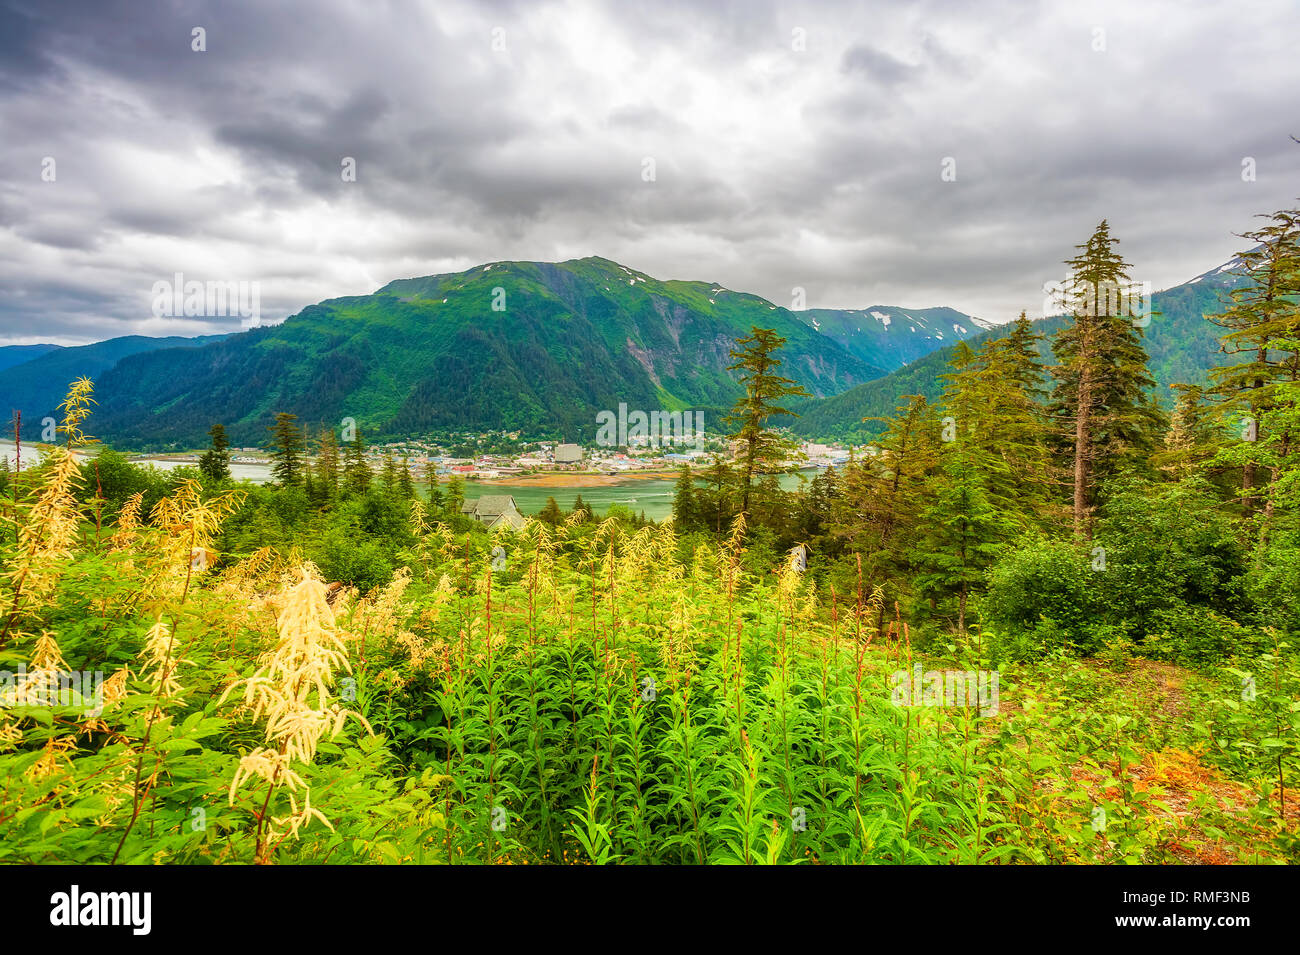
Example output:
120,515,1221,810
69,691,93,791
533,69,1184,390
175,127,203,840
0,441,814,523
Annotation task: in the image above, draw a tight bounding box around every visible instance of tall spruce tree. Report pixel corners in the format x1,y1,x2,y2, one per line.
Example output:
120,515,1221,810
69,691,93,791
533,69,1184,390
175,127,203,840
724,327,810,523
538,496,563,525
314,425,340,500
268,412,304,488
1048,220,1160,535
911,344,1021,632
700,453,737,534
398,456,416,499
1156,383,1222,478
1253,371,1300,554
994,311,1048,398
198,423,231,483
423,461,445,510
835,394,939,631
1207,210,1300,517
444,475,465,517
343,428,371,496
977,325,1056,525
380,451,399,495
795,466,841,559
671,464,697,531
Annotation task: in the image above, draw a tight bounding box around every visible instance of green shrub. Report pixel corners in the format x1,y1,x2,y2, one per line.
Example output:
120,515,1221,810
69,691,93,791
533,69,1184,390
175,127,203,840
1141,605,1268,666
315,527,397,593
1245,528,1300,638
1092,479,1248,632
983,539,1099,659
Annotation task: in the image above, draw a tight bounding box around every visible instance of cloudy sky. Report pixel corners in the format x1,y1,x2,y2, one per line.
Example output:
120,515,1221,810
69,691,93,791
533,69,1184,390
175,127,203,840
2,0,1299,344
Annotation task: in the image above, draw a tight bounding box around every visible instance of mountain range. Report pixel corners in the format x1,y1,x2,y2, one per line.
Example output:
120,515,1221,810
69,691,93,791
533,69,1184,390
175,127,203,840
0,254,1243,449
0,344,61,373
0,335,228,439
793,305,994,370
789,258,1248,440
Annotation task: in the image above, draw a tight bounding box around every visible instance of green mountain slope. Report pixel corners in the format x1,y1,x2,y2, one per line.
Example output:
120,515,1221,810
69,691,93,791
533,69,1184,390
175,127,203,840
1,335,228,436
87,257,884,448
791,260,1249,441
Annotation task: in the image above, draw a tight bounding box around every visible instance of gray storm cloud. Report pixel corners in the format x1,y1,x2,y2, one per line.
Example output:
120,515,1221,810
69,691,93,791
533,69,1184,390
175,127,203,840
1,0,1298,343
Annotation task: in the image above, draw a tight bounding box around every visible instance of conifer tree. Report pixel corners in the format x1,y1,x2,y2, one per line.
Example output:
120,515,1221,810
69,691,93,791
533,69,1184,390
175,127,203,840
1207,210,1300,516
343,428,371,496
835,394,939,629
724,327,810,523
795,466,840,557
911,346,1021,631
444,475,465,517
1252,371,1300,554
268,412,304,488
699,453,736,534
1156,383,1221,478
423,461,445,510
398,456,415,499
199,423,231,483
671,464,696,531
994,311,1048,398
538,496,563,525
1047,221,1160,535
314,425,340,500
380,451,399,495
976,327,1056,524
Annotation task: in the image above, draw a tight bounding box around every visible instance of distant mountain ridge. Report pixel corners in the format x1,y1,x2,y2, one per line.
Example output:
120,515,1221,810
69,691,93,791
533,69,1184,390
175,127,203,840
0,335,228,435
790,258,1251,440
5,252,1244,449
794,305,994,372
78,256,904,447
0,344,61,373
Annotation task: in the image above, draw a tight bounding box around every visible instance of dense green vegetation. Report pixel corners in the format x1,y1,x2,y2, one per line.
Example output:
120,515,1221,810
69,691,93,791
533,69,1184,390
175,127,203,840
0,214,1296,866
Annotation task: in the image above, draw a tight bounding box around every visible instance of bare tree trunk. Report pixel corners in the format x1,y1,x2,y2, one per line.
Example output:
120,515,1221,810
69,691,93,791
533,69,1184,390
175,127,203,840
1260,429,1290,553
1073,363,1092,537
1243,350,1266,517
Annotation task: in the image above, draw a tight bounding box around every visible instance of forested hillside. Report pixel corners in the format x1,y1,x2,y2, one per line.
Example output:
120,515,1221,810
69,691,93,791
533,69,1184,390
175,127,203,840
0,344,60,373
792,260,1250,440
80,257,880,448
0,335,228,438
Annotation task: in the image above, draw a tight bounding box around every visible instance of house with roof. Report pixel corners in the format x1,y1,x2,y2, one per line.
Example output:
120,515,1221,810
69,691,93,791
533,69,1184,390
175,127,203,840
554,443,583,464
460,494,527,530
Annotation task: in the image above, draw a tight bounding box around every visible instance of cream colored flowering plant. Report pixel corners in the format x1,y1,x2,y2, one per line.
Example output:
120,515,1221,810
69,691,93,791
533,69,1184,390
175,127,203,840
222,565,372,862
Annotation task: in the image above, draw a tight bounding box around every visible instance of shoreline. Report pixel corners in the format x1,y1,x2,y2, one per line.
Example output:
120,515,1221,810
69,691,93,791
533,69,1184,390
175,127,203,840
467,470,680,488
